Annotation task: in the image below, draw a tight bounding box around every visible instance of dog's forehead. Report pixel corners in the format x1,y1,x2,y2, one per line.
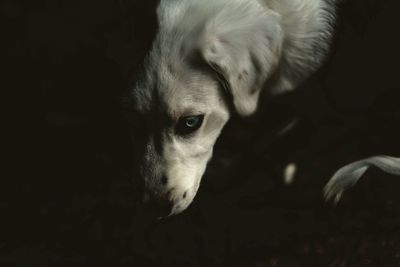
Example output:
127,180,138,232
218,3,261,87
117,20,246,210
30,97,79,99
131,58,217,118
129,0,223,117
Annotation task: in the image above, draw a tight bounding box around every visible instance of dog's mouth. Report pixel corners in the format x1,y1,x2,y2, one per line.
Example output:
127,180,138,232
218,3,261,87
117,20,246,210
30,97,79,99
132,179,200,219
134,195,193,220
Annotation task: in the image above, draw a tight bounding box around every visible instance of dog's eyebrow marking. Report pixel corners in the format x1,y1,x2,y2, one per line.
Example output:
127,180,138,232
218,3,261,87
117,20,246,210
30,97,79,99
178,107,206,117
168,103,209,121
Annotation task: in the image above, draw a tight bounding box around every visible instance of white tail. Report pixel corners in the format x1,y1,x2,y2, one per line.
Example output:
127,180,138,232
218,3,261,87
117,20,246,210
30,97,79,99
324,155,400,203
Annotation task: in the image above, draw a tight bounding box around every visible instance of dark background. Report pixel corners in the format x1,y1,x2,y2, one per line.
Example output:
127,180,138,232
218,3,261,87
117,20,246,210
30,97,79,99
3,0,400,266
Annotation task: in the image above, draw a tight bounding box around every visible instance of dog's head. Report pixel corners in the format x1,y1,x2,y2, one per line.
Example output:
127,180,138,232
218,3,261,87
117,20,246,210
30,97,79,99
124,0,331,216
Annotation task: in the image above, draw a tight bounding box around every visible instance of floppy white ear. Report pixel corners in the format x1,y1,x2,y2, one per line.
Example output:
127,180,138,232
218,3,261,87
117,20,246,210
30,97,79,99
201,7,283,116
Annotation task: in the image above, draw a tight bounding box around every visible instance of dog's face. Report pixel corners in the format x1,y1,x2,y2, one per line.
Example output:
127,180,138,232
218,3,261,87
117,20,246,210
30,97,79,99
127,57,230,216
124,0,310,216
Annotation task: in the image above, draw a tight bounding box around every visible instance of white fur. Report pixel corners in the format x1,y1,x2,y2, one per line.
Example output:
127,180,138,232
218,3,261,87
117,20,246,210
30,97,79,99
128,0,337,216
324,156,400,204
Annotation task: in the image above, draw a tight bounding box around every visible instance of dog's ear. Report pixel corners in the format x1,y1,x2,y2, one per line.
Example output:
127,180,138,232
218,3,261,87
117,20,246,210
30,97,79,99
200,7,283,116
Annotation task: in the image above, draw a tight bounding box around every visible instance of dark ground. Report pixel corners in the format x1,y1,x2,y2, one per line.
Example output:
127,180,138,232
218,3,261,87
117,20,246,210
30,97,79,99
3,0,400,266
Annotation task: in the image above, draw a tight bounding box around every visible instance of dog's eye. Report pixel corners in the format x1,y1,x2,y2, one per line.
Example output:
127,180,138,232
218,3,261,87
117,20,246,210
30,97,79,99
176,115,204,135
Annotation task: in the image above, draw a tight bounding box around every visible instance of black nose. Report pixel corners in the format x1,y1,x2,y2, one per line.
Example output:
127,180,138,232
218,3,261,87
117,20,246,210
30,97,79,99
143,196,174,218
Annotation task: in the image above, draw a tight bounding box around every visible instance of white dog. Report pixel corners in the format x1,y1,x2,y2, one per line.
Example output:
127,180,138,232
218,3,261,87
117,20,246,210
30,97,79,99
124,0,337,216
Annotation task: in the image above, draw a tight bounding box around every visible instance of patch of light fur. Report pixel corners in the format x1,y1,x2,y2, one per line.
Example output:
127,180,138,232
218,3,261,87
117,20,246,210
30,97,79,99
164,140,203,195
284,162,297,185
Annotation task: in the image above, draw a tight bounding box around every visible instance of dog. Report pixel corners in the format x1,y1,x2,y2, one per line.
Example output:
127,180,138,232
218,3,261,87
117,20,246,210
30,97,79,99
124,0,337,216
